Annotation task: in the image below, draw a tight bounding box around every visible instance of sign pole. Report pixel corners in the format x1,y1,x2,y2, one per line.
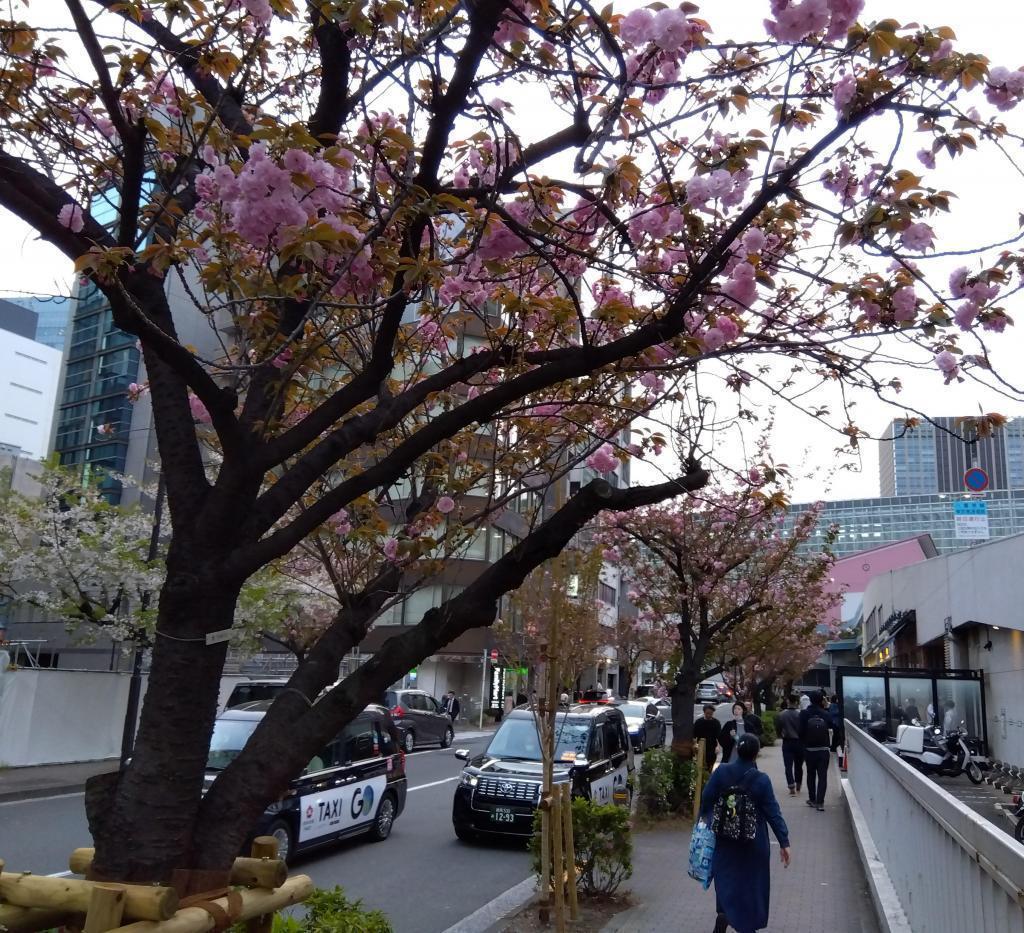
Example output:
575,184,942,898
479,649,487,729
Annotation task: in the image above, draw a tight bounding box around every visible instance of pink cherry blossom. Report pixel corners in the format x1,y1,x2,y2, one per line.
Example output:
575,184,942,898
382,537,399,561
651,8,695,51
740,227,766,254
188,394,212,424
900,222,934,252
586,443,618,473
765,0,830,43
58,203,84,233
703,327,727,351
917,149,936,169
832,72,857,113
437,496,456,514
241,0,272,25
949,266,970,299
619,8,655,46
891,286,917,321
934,350,959,383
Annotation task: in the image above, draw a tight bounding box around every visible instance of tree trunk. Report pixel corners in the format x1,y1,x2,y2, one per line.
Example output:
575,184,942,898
87,580,239,883
669,665,699,757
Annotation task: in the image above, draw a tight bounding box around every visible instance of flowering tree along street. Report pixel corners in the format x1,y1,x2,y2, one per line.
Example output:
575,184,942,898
498,544,607,695
601,487,839,752
1,0,1022,879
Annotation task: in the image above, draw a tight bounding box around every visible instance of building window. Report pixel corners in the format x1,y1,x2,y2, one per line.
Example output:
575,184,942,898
598,581,617,606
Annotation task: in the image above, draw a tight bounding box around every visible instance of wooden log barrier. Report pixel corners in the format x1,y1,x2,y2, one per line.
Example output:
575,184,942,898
68,849,287,891
84,884,126,933
111,874,313,933
0,903,78,933
0,871,178,922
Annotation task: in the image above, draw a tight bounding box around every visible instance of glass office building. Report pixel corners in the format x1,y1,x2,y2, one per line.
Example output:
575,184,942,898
787,489,1024,558
9,295,74,352
879,416,1021,496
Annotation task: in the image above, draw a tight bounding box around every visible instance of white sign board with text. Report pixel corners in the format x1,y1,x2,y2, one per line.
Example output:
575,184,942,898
953,500,989,540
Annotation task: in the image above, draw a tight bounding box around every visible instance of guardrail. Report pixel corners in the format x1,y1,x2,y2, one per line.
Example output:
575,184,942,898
844,719,1024,933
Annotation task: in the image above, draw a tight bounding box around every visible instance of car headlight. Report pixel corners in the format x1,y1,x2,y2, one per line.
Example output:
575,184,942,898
460,772,479,788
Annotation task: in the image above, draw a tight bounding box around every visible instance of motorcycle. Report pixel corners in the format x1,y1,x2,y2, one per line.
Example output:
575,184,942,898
894,722,985,784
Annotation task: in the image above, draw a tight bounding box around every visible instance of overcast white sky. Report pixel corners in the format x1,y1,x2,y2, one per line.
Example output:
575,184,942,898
2,0,1022,502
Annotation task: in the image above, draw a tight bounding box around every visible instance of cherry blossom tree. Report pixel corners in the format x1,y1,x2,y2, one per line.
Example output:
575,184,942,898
609,607,676,698
600,483,838,752
498,543,607,695
0,0,1022,878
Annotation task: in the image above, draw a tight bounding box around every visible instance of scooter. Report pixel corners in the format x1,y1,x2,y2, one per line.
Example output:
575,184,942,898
894,723,985,784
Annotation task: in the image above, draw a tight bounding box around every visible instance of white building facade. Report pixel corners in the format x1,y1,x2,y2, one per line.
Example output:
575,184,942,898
0,330,61,460
861,532,1024,765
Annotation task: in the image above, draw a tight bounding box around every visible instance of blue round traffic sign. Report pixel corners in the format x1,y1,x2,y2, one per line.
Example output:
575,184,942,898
964,467,989,492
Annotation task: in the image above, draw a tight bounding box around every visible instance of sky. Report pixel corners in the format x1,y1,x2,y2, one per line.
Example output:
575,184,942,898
1,0,1023,503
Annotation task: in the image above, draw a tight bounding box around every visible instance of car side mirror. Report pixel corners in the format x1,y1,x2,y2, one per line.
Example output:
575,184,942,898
454,748,470,761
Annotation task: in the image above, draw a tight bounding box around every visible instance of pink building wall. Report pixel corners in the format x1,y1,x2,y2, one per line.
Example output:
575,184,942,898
825,536,936,632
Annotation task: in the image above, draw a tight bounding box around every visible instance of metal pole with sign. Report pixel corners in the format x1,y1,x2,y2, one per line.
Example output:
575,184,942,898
478,649,487,729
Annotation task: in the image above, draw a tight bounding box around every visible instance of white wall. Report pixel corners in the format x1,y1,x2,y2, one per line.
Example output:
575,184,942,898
862,532,1024,763
0,669,252,767
0,331,61,459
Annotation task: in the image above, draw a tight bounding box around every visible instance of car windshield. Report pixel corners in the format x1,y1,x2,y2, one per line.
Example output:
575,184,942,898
485,717,590,762
617,702,648,717
206,718,259,770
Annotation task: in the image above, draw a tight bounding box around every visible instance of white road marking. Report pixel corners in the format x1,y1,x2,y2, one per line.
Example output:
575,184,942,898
0,791,85,807
408,776,460,792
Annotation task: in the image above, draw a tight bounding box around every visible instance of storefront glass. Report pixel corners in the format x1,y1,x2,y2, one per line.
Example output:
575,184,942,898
840,674,887,730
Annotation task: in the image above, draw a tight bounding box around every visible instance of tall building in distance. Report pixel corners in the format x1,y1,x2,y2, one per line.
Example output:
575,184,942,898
0,299,62,459
8,295,74,352
879,415,1024,496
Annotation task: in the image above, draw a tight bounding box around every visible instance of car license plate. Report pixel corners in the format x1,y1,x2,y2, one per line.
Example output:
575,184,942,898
492,806,516,823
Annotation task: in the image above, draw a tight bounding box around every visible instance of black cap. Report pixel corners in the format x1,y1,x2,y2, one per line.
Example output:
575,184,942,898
737,733,761,761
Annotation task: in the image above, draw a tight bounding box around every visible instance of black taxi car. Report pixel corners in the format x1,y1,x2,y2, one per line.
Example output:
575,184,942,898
205,701,407,862
451,704,633,841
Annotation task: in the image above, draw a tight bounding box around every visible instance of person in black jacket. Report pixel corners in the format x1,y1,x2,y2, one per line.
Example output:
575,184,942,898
693,704,722,772
799,691,836,811
720,701,763,763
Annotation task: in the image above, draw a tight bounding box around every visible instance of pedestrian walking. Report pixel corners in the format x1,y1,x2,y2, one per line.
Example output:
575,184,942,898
775,694,804,796
720,702,763,764
829,693,846,757
799,690,835,811
700,733,791,933
693,704,722,773
441,690,461,723
798,692,811,711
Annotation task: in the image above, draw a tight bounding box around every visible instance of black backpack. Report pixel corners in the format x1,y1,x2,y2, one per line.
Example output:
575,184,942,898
804,709,830,747
711,770,759,843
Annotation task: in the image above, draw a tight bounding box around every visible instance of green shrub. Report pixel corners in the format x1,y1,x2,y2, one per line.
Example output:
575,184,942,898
758,711,778,747
268,887,392,933
638,748,696,814
530,797,633,896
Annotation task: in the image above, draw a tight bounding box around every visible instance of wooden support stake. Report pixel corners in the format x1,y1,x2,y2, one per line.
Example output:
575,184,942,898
693,738,706,821
69,850,286,891
112,874,313,933
560,783,579,921
0,872,178,921
84,884,126,933
245,837,279,933
0,904,77,933
550,793,565,933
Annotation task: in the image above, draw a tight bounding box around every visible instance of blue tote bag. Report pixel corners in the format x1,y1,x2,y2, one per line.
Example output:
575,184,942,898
687,818,715,889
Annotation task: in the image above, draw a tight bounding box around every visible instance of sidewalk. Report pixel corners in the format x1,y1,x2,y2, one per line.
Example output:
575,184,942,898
0,758,117,803
601,746,880,933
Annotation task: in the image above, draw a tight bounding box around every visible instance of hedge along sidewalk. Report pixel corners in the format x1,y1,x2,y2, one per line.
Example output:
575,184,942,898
600,745,881,933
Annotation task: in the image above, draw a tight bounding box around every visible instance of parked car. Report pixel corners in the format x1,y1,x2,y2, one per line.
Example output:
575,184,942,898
615,700,667,752
451,704,634,842
204,702,407,862
384,689,454,752
224,678,289,709
652,697,672,718
695,681,721,703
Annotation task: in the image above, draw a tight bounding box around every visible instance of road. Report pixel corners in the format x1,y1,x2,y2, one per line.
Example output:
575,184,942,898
0,714,704,932
0,733,529,933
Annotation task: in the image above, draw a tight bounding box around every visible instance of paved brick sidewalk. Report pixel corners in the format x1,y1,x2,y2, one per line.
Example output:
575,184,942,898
601,746,880,933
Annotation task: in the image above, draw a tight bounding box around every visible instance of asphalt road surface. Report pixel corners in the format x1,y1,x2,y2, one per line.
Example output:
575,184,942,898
0,718,705,932
0,733,529,933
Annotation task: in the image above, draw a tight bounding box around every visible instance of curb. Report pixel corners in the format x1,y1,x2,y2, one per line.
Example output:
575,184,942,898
840,778,913,933
0,783,88,804
440,876,536,933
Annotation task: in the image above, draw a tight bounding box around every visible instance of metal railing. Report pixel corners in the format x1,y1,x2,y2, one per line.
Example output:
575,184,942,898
844,720,1024,933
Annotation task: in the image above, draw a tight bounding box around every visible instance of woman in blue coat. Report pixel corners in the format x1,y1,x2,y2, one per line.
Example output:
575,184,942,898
699,733,791,933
